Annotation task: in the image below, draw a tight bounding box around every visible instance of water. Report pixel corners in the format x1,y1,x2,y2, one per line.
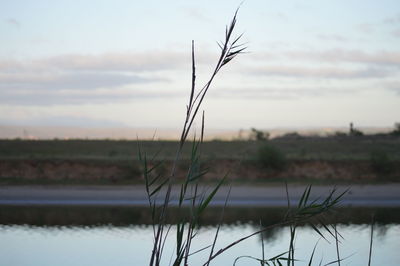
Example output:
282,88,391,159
1,206,399,265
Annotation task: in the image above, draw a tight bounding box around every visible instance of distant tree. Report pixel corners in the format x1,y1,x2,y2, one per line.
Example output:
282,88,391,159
250,128,270,141
391,122,400,136
349,122,363,137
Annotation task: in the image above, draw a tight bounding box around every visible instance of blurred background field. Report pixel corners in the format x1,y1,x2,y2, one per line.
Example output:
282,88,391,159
1,135,399,185
1,136,399,161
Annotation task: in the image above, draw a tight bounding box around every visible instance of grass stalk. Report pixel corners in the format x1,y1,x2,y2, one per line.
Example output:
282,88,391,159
140,6,350,266
260,220,266,266
333,224,341,266
368,216,374,266
206,186,231,266
142,7,246,266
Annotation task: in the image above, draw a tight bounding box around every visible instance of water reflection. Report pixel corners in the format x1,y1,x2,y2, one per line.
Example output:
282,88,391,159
2,205,400,226
1,206,400,265
1,223,399,266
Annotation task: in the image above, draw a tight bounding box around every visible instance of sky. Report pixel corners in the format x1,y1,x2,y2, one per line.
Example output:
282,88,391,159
1,0,400,132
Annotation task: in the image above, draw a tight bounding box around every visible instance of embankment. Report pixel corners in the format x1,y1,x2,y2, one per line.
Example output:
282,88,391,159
1,159,398,184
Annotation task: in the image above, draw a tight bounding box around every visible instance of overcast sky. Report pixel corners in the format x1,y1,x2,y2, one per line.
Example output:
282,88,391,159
1,0,400,131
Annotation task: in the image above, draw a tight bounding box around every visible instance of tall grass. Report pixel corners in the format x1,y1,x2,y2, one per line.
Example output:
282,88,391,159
138,8,357,266
139,9,247,266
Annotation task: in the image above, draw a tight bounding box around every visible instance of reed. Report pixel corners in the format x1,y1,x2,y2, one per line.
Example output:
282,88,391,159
139,8,357,266
139,8,246,266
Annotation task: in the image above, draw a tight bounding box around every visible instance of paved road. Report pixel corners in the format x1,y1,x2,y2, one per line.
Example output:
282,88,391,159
1,184,399,207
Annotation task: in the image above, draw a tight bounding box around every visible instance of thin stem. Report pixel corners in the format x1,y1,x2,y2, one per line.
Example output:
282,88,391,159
334,224,341,266
368,216,374,266
260,220,265,266
202,217,318,266
147,8,246,266
206,186,232,266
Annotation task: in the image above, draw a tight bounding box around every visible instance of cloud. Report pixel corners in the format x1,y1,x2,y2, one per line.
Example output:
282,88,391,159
0,50,217,74
0,48,227,106
0,54,193,105
45,52,190,72
316,34,348,42
0,86,184,105
182,7,212,23
0,51,191,73
381,80,400,95
392,29,400,38
0,115,126,127
383,14,400,24
282,49,400,66
247,65,391,79
5,18,20,28
0,72,163,91
2,47,399,106
209,86,357,100
356,23,374,34
271,12,288,22
0,51,193,105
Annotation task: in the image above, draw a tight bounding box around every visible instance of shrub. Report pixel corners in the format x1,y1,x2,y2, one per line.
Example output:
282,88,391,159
334,131,347,137
370,150,393,174
257,144,287,170
350,129,364,137
279,132,302,139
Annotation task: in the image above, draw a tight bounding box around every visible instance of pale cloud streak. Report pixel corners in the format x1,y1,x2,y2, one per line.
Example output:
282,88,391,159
392,29,400,38
356,23,374,34
1,47,400,107
0,51,188,105
316,34,348,42
381,80,400,95
0,51,190,73
269,49,400,66
182,7,212,23
0,115,126,127
45,52,189,72
383,14,400,24
5,18,20,28
0,72,160,90
247,65,391,79
210,86,357,99
0,88,183,105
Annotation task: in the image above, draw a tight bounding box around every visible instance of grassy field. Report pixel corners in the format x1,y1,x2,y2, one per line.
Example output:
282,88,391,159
1,137,399,185
1,136,400,161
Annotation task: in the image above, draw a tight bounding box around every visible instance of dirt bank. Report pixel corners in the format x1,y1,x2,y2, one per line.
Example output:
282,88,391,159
0,160,139,183
0,159,399,184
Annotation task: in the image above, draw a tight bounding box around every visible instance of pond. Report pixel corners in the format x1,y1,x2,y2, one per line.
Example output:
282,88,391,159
1,206,399,265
